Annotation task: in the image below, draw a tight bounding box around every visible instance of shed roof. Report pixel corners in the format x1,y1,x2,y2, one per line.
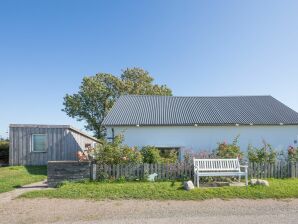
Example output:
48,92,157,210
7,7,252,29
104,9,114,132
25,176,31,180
102,95,298,126
9,124,100,142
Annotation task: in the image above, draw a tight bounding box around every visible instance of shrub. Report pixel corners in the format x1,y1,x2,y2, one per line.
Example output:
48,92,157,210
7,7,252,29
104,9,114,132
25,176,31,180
247,140,277,164
288,146,298,162
182,149,193,163
0,140,9,163
140,146,163,163
163,150,178,163
141,146,178,163
140,146,178,164
90,135,143,165
182,149,216,163
215,135,244,159
0,140,9,152
121,145,143,164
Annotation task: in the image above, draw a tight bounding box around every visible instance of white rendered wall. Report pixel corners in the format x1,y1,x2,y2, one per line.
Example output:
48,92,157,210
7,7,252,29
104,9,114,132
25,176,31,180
106,125,298,153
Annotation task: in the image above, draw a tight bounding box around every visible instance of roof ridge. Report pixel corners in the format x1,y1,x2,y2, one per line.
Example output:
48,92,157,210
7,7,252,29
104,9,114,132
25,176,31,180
121,95,272,98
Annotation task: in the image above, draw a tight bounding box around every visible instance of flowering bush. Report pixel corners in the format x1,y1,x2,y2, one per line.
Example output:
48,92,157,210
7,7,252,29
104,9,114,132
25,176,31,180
288,146,298,162
182,148,216,163
90,135,143,165
247,140,277,164
90,137,178,165
182,149,193,163
215,135,244,159
121,146,143,164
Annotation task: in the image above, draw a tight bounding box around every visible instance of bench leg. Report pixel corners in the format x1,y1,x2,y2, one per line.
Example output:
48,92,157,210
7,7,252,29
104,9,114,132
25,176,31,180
194,173,199,187
194,174,196,187
194,171,199,187
238,175,241,182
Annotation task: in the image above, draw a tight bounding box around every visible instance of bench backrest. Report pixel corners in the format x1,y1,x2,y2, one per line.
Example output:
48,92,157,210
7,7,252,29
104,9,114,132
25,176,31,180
193,158,240,172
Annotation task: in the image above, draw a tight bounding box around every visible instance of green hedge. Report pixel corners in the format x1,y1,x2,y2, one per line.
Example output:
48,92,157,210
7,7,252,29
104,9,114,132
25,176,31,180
0,140,9,163
0,140,9,152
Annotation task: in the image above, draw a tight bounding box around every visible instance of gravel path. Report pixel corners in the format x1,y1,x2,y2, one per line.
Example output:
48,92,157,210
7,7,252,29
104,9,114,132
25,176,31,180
0,180,48,204
1,198,298,224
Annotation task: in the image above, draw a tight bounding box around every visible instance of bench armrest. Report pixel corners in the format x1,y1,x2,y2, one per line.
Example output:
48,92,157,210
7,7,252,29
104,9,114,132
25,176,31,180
240,165,248,173
240,165,248,168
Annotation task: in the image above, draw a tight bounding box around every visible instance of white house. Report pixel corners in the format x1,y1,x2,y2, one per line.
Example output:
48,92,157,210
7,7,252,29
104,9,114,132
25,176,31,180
102,95,298,156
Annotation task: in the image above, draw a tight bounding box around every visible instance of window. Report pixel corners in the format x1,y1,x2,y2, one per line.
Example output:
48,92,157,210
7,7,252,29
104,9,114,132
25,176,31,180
32,134,46,152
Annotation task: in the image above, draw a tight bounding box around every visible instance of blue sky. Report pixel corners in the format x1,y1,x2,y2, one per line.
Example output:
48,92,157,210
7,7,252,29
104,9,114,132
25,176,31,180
1,0,298,138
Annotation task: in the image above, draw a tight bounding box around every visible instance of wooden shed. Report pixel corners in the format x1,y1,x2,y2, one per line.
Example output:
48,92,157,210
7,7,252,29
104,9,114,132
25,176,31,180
9,124,100,165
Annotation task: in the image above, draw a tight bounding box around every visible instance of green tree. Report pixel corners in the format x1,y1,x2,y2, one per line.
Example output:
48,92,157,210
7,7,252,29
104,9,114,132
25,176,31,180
120,68,172,95
63,67,172,138
63,74,121,138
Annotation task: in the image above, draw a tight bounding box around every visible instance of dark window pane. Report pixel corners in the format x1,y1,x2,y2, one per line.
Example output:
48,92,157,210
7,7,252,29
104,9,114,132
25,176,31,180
32,135,46,152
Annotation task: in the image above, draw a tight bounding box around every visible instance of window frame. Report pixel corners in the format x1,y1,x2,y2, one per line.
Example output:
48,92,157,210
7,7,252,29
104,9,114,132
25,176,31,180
31,134,47,153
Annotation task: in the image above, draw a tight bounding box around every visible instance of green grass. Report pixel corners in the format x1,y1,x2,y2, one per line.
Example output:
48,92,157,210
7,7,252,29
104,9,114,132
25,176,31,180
0,166,47,193
21,178,298,200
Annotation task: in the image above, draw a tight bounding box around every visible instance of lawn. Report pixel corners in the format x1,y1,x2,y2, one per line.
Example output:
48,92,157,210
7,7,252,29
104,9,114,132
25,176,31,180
22,178,298,200
0,166,47,193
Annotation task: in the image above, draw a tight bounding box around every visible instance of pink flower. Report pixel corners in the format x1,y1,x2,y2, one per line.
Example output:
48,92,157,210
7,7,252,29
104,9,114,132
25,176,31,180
288,146,296,155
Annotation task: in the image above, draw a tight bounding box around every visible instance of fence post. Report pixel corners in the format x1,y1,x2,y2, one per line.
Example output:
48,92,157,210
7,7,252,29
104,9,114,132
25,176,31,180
291,161,296,178
91,162,96,181
143,163,149,179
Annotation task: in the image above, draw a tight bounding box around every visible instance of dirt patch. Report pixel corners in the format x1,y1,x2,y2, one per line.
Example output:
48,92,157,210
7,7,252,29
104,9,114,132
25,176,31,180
0,198,298,224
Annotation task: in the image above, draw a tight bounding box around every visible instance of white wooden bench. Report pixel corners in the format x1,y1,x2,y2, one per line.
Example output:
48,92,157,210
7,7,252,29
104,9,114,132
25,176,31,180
193,158,248,187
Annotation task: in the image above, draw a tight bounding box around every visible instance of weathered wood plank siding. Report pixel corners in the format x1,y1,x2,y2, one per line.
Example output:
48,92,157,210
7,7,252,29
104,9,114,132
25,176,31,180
69,130,95,159
9,125,99,165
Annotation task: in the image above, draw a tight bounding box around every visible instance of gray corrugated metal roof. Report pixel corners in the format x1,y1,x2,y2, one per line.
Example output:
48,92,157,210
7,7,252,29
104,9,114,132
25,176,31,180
102,95,298,126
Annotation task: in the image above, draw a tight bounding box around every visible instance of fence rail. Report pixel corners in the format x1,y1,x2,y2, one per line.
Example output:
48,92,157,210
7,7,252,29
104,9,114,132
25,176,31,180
47,161,298,187
94,161,298,181
248,161,297,179
95,163,194,180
